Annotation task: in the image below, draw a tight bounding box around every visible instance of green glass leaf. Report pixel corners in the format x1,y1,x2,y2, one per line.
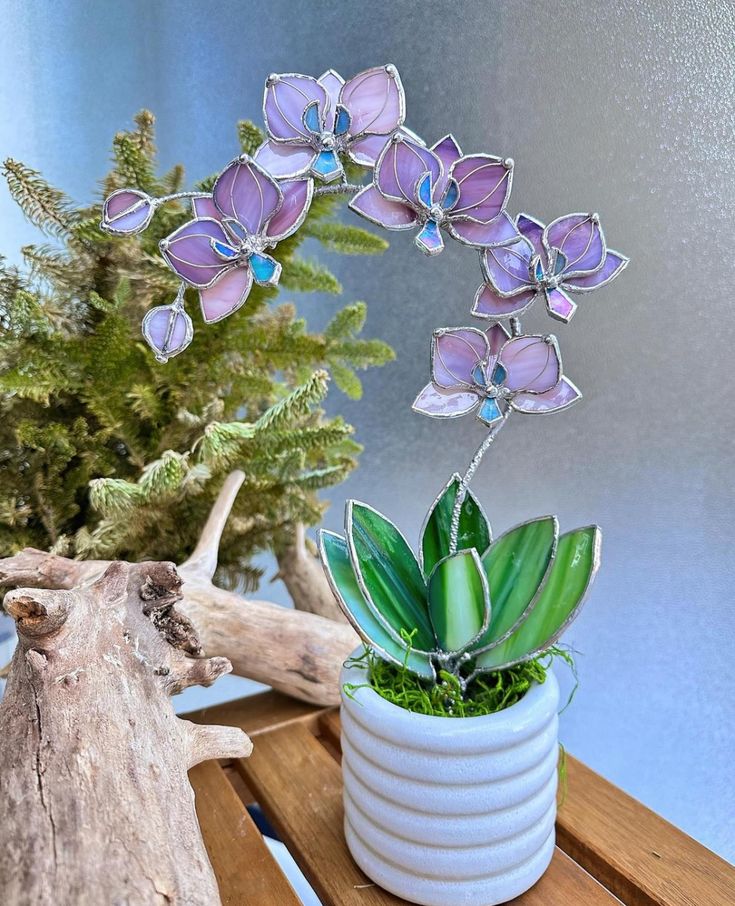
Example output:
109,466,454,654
471,516,558,654
420,474,492,577
428,549,490,653
318,530,435,680
472,526,602,673
347,501,435,651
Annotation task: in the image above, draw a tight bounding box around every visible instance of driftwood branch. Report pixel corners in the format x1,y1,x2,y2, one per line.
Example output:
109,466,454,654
0,559,251,905
0,472,357,706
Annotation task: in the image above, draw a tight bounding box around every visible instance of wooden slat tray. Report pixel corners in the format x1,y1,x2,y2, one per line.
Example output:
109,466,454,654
186,692,735,905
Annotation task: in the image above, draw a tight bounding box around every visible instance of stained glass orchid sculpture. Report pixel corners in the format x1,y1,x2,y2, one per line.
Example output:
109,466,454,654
255,65,405,182
349,133,517,255
97,61,629,696
473,212,629,323
412,324,581,426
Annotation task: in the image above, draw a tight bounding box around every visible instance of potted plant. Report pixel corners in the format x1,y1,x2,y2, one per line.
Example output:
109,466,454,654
26,60,627,904
311,72,627,903
320,472,600,904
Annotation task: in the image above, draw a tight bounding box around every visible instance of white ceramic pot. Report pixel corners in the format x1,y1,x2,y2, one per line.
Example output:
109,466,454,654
340,651,560,906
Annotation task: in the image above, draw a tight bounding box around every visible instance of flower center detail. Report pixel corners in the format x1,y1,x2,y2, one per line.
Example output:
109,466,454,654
428,203,445,224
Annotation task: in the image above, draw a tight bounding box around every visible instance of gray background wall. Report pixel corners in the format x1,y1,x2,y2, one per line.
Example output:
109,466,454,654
1,0,733,863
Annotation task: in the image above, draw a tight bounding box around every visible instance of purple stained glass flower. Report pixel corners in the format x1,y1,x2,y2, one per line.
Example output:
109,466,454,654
142,301,193,363
101,188,155,235
255,65,405,183
412,324,581,426
349,133,518,256
158,155,312,324
473,212,629,323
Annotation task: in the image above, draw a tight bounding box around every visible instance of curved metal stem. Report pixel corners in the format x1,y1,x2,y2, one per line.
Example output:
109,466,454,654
448,413,511,556
313,183,362,197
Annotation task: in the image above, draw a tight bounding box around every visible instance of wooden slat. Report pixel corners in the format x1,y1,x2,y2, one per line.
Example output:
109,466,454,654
222,761,255,806
236,722,406,905
190,760,300,906
557,755,735,906
239,721,621,905
510,849,622,905
183,689,328,737
318,707,341,757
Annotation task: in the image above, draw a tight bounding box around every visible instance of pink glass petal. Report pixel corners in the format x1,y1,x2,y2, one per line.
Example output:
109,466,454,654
432,328,488,389
318,69,345,128
447,212,519,248
191,196,220,220
265,179,313,241
349,184,418,229
347,134,392,167
563,250,629,291
142,304,192,361
448,156,512,222
512,377,582,414
340,65,404,136
102,189,153,234
254,140,316,179
160,218,229,287
264,74,327,142
545,213,605,276
375,137,441,204
545,287,578,322
412,383,479,419
499,335,561,394
516,213,546,258
472,285,537,320
213,158,282,235
199,266,253,324
486,323,511,356
481,236,534,294
431,135,462,197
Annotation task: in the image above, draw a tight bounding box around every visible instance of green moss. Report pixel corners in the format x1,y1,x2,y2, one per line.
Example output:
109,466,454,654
345,646,576,719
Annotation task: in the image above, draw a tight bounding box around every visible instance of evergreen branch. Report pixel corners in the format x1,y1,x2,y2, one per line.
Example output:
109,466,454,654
329,362,363,399
280,257,342,294
304,222,389,255
325,301,367,340
255,370,330,432
237,120,265,156
89,478,145,517
3,159,78,237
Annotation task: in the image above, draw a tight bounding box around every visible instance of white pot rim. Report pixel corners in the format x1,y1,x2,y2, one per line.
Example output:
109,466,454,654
340,646,560,755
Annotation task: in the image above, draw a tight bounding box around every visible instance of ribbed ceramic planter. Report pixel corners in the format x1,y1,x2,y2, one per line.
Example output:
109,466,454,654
340,652,560,906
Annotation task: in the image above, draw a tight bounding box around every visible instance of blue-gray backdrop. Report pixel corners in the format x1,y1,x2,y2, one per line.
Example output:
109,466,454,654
1,0,733,862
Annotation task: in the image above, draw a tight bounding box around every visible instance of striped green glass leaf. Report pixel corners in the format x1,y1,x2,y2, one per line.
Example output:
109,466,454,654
421,474,492,577
318,530,435,680
347,501,435,651
428,549,490,653
471,516,558,654
472,526,601,672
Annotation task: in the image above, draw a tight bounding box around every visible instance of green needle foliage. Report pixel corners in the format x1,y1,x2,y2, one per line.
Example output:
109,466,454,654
0,111,393,589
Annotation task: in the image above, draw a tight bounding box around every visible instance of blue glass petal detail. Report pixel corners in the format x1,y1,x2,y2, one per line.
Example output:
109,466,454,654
334,105,351,136
211,239,238,260
533,256,545,282
416,171,433,208
415,219,444,256
478,397,502,426
441,178,460,211
302,100,321,135
471,363,486,387
250,253,280,286
223,219,249,243
491,362,508,385
312,150,342,179
554,249,568,275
